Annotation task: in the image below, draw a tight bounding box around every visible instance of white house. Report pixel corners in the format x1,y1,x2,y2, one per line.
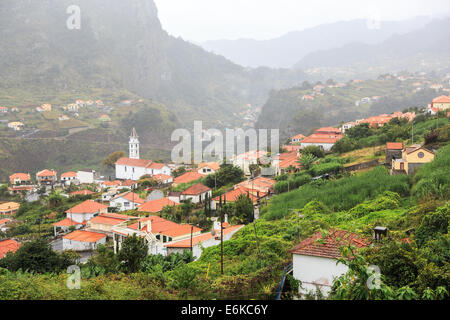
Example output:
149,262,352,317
64,200,108,224
110,191,145,211
232,150,267,176
77,169,98,184
180,183,212,204
290,229,368,297
62,230,107,251
61,172,79,186
115,128,171,180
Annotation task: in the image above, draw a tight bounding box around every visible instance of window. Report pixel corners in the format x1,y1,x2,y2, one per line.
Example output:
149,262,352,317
418,152,425,159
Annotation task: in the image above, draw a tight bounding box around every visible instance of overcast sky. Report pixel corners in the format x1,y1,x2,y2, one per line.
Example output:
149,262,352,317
154,0,450,42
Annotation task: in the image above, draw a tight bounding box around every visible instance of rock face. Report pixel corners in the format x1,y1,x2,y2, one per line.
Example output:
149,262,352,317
0,0,305,127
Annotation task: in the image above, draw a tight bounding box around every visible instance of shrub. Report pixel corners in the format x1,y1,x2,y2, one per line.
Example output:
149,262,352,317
415,204,449,247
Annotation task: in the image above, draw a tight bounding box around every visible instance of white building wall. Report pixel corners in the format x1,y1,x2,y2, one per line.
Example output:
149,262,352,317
66,212,98,224
292,254,349,297
110,197,140,211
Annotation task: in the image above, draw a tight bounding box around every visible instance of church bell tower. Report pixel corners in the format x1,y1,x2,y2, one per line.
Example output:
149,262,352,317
129,128,140,159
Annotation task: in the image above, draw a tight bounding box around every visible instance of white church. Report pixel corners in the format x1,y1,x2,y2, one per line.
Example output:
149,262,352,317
115,128,171,180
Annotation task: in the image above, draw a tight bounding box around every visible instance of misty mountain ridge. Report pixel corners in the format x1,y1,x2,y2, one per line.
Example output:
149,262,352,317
201,16,434,68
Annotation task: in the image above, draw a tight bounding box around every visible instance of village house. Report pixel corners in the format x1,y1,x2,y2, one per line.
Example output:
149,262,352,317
0,202,20,216
0,218,12,232
232,150,268,176
210,187,262,210
430,95,450,111
168,191,182,204
110,191,145,211
290,229,368,297
111,216,202,255
9,173,31,186
61,172,79,185
152,174,173,185
0,106,8,114
70,189,95,197
385,142,403,167
62,230,107,252
99,114,111,122
115,128,171,180
340,121,358,134
101,188,120,202
235,176,276,194
67,103,79,112
173,171,205,187
276,151,302,175
64,200,108,224
300,127,343,152
7,121,24,131
165,223,245,259
391,144,435,175
197,162,220,175
0,239,21,259
137,197,180,214
290,134,306,144
41,104,52,112
36,169,58,185
87,213,137,235
180,183,212,204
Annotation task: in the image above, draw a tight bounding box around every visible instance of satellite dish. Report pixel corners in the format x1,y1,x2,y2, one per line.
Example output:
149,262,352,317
147,190,164,202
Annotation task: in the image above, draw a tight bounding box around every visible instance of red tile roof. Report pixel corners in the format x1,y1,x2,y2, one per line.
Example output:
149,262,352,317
165,225,244,248
198,162,220,171
88,215,128,226
9,173,31,183
432,95,450,103
316,127,342,134
181,183,211,195
301,134,342,144
290,229,368,259
148,162,167,169
0,218,11,225
0,239,21,259
66,200,108,214
386,142,403,150
153,174,173,182
37,169,57,177
128,216,202,238
137,198,179,213
53,218,86,227
291,133,306,140
61,171,77,178
63,230,106,243
174,172,205,184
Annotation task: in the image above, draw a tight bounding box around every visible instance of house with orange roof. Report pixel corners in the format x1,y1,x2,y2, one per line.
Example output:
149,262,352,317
0,239,21,259
197,162,220,175
391,144,435,175
62,230,107,251
290,229,368,297
234,176,276,194
137,198,179,214
232,150,268,176
210,187,260,210
111,216,202,255
0,106,8,114
0,202,20,216
36,169,57,185
61,171,79,185
70,189,95,197
273,151,302,175
65,200,108,224
115,129,171,180
9,173,31,185
300,134,342,152
290,133,305,144
87,213,137,234
165,223,245,259
110,191,145,211
386,142,403,166
180,183,212,204
173,171,205,186
53,218,86,236
152,174,173,185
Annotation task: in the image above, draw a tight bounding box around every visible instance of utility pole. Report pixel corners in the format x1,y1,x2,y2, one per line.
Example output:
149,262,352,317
190,225,193,254
220,195,224,275
411,120,414,144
